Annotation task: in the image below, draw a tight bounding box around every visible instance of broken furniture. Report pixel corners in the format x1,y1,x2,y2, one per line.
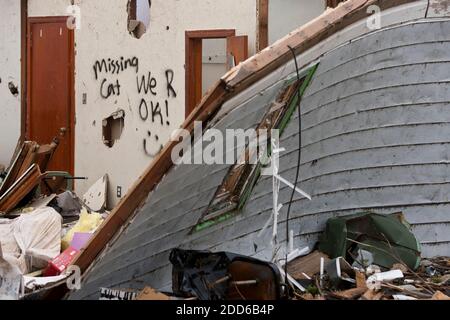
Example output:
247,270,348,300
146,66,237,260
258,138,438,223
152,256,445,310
170,249,284,300
0,139,58,198
0,139,61,214
0,164,42,214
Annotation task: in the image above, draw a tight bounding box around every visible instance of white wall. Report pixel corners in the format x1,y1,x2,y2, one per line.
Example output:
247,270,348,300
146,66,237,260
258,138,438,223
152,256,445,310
202,38,227,95
269,0,326,44
27,0,257,207
0,0,21,168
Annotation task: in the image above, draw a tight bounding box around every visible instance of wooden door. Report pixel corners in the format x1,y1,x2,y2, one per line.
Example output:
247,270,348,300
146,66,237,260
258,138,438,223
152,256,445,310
27,17,74,174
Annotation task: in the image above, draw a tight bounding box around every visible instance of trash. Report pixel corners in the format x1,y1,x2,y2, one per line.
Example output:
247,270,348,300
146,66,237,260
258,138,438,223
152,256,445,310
0,245,21,300
170,249,284,300
391,263,409,273
287,250,330,280
355,271,367,288
23,274,68,291
8,194,57,215
136,287,171,300
0,141,39,198
431,291,450,300
70,232,93,251
0,164,42,214
328,287,367,300
53,191,82,218
44,247,79,277
278,265,307,292
286,246,311,263
366,265,381,276
0,207,61,274
61,209,103,250
361,289,384,300
366,270,404,290
318,212,421,270
425,266,437,277
325,257,356,288
13,207,62,273
393,294,417,300
0,139,59,202
82,174,108,212
100,288,139,301
352,249,374,268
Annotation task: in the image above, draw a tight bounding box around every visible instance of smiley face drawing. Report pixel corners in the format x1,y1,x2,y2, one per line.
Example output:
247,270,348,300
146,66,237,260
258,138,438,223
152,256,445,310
143,130,163,157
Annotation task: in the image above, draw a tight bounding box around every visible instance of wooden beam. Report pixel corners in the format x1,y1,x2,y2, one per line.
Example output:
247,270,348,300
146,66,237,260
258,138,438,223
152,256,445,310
257,0,269,51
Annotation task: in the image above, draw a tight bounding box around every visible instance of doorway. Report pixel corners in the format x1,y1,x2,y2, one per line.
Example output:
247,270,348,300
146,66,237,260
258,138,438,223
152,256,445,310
26,17,75,175
185,29,248,117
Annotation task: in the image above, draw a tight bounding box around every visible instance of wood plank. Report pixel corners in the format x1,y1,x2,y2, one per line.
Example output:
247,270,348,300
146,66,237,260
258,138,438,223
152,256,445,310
0,164,41,213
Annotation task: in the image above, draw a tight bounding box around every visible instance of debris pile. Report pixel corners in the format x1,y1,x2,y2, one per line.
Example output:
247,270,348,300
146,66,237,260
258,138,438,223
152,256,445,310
286,213,450,301
0,140,110,300
97,212,449,301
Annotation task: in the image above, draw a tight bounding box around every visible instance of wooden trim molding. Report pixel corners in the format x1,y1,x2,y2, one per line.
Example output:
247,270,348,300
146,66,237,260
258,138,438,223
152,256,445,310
185,29,235,117
257,0,269,51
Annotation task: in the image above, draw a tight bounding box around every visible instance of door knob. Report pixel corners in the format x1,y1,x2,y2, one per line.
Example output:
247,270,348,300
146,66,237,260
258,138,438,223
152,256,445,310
59,127,67,136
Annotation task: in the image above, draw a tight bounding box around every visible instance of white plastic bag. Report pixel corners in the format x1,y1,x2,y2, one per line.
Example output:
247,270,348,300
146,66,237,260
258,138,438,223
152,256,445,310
13,207,62,272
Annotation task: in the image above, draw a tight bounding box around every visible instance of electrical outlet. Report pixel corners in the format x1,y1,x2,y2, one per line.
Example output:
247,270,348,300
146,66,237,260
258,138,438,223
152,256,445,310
117,186,122,198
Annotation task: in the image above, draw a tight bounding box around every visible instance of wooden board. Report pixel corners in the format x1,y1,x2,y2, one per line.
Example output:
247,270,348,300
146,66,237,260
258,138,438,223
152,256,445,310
0,164,41,214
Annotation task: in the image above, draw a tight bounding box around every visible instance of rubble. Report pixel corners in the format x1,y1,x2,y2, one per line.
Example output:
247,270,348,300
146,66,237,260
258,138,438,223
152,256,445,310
0,140,110,299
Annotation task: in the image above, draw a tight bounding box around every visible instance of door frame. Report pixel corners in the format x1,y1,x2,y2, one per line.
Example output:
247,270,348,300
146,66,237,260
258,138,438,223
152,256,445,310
26,16,75,175
185,29,236,117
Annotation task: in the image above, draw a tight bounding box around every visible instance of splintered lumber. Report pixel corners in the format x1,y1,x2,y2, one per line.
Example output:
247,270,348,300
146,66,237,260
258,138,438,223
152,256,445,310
0,141,38,197
0,164,42,213
328,287,367,300
287,251,330,279
136,287,171,301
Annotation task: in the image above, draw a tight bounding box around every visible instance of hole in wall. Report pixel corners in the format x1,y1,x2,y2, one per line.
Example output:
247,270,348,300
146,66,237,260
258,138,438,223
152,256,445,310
102,109,125,148
127,0,151,39
8,81,19,97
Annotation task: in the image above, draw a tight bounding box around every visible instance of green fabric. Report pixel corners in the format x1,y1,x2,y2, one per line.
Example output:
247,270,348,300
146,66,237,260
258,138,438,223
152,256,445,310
318,212,421,270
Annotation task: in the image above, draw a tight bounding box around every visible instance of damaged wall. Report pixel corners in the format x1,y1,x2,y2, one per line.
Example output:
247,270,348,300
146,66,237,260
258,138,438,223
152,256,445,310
0,0,21,168
26,0,258,207
69,2,450,299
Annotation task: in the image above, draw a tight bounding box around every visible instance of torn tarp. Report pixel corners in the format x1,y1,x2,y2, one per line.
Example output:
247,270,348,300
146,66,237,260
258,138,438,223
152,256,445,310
169,249,283,300
318,212,421,271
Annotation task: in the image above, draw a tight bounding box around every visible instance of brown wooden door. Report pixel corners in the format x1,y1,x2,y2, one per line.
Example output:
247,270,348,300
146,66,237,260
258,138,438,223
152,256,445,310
27,17,74,174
